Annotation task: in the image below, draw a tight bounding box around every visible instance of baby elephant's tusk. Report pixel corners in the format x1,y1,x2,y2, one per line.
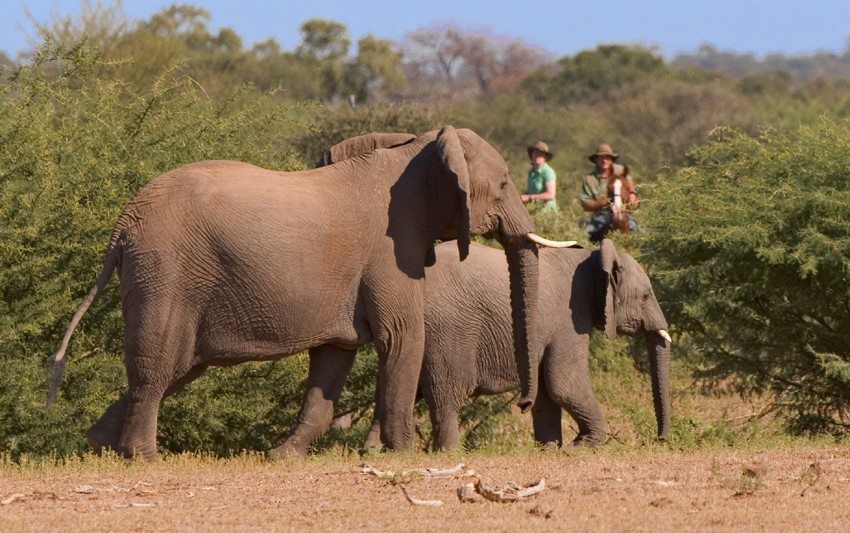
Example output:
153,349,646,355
658,330,672,344
526,233,578,248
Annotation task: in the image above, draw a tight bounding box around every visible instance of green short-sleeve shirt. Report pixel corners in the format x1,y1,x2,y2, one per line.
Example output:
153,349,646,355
526,163,557,212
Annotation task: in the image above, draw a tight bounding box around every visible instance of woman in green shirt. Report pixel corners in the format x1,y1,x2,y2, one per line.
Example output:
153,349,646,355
520,140,558,213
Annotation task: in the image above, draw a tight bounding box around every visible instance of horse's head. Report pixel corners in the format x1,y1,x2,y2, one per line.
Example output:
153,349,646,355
607,165,634,232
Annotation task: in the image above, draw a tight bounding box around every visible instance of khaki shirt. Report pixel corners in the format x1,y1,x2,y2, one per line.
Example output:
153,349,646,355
580,163,636,209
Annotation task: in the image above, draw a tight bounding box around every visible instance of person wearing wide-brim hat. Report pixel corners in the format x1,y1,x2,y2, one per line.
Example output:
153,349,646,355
588,143,618,163
520,141,558,213
580,143,641,241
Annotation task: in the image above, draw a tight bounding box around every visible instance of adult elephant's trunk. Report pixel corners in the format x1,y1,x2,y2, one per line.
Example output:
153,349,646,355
645,331,671,441
502,238,541,412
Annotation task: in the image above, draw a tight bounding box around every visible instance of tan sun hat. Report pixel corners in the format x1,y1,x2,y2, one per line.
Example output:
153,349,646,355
527,141,553,161
589,143,619,163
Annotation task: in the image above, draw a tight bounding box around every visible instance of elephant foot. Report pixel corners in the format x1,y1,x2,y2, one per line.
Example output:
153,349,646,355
537,440,562,451
359,443,383,457
86,433,107,456
87,396,129,455
116,438,160,461
562,432,607,453
362,425,382,452
86,425,122,456
269,441,309,460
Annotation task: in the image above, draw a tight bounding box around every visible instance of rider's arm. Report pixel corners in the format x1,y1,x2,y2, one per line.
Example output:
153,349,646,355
581,197,608,212
579,176,607,212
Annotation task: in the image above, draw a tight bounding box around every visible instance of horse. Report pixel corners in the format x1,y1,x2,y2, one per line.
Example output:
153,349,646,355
606,164,637,234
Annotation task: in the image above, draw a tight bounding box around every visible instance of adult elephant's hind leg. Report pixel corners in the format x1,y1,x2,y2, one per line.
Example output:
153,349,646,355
87,395,129,454
271,345,356,458
87,363,207,456
118,383,167,460
117,318,197,460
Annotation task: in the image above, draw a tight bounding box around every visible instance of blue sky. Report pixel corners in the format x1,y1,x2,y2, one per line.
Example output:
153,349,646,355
2,0,850,59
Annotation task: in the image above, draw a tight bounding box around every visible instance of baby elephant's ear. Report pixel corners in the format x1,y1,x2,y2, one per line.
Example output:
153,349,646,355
599,238,618,338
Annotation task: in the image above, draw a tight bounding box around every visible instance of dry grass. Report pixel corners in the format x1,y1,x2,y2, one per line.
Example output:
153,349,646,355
1,444,848,531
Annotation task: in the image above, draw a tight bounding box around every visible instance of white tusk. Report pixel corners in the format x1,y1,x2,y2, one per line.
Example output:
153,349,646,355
526,233,578,248
658,330,672,344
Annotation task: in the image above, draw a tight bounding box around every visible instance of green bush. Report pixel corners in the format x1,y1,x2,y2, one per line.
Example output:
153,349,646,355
0,41,310,458
640,119,850,435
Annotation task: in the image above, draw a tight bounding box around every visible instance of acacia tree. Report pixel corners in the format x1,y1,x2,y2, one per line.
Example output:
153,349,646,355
403,26,550,100
25,0,130,53
640,121,850,435
404,26,463,93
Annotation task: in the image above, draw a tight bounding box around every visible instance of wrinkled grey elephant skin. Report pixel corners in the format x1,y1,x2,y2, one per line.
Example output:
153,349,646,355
284,239,671,453
49,126,547,460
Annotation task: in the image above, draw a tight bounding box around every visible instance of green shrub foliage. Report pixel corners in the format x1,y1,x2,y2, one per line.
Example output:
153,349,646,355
641,120,850,434
0,42,308,457
287,104,442,167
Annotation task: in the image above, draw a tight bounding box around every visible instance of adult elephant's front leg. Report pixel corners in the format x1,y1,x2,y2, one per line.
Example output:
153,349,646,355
375,326,425,449
272,345,356,458
364,277,426,450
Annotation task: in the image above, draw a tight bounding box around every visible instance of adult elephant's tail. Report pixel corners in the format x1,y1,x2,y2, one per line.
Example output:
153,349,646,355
47,234,123,407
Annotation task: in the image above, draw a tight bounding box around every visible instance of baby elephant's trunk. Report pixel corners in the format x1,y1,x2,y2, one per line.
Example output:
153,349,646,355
645,330,671,441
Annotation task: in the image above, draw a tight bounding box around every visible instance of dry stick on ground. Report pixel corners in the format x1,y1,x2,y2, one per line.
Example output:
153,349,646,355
1,494,26,505
474,478,547,503
360,464,545,504
400,485,444,507
359,463,473,480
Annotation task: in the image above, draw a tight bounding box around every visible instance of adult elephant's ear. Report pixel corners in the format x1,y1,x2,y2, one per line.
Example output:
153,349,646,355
435,125,471,260
317,132,416,167
599,238,618,338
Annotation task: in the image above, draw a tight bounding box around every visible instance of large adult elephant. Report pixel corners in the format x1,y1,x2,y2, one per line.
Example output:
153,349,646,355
284,239,671,453
49,126,571,459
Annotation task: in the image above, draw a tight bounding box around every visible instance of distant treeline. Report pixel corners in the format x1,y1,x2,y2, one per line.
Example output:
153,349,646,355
4,3,850,106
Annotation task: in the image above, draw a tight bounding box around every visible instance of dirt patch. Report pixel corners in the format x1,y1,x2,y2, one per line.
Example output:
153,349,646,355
1,446,848,531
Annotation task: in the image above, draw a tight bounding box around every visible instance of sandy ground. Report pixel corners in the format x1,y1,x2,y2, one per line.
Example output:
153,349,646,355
1,445,848,531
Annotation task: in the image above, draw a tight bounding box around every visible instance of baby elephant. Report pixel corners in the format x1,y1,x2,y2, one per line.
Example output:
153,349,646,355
369,240,670,450
282,239,671,453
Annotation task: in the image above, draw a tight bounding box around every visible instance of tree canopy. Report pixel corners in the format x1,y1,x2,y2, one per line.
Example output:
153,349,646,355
641,121,850,433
